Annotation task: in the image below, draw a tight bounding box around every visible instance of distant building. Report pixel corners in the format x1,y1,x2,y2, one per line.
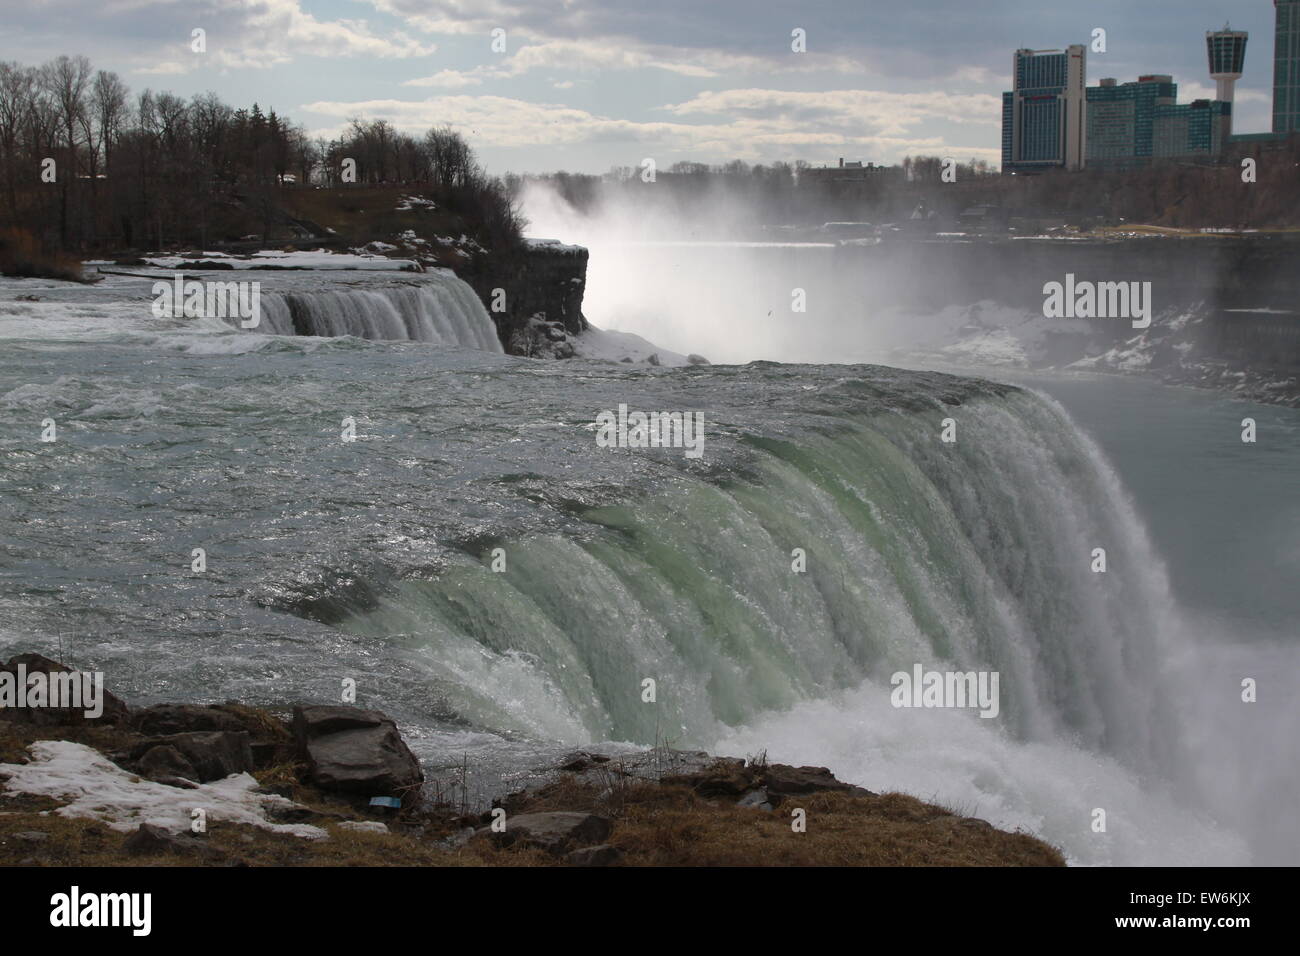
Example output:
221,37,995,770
1086,75,1177,168
1087,71,1232,168
1002,45,1088,173
1154,98,1233,160
1275,0,1300,133
801,158,897,183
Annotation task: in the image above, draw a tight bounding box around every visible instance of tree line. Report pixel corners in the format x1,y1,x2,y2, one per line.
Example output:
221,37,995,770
0,55,522,255
517,147,1300,232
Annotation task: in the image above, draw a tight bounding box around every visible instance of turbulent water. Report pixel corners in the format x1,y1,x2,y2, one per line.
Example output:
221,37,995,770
1,267,1294,866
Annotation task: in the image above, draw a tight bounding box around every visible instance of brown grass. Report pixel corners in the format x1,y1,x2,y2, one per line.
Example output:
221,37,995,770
278,186,472,264
0,227,91,282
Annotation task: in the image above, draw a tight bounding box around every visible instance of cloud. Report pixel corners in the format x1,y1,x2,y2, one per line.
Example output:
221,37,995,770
300,90,1001,166
404,70,483,89
8,0,435,74
662,88,1002,137
363,1,869,78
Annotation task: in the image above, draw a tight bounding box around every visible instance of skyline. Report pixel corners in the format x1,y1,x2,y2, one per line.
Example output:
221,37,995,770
0,1,1287,174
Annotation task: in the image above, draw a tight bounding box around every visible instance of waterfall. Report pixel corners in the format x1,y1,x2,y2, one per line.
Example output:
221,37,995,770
329,388,1181,771
255,273,502,352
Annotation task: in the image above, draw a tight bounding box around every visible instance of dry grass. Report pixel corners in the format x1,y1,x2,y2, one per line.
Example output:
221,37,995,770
278,186,472,263
0,227,91,282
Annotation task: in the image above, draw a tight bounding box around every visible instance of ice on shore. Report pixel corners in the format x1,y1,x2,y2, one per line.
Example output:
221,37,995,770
0,740,326,839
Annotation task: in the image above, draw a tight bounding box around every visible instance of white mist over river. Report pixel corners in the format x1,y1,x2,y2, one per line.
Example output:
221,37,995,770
2,240,1296,865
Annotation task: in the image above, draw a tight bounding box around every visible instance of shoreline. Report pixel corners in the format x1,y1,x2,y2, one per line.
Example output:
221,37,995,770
0,653,1065,868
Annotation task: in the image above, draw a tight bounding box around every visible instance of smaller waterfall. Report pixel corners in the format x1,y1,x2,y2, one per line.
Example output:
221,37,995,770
256,273,502,352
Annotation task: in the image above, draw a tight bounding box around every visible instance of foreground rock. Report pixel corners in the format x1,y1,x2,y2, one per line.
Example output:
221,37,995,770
122,823,225,861
129,731,254,784
292,705,423,804
487,811,613,856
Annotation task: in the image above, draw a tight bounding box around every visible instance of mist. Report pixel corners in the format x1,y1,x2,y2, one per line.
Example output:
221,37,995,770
520,179,966,366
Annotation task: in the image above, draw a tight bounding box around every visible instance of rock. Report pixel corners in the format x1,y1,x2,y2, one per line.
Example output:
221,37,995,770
646,353,661,366
291,705,423,802
11,830,50,844
131,704,291,769
122,824,222,860
761,764,874,798
565,844,623,867
737,789,773,811
492,811,613,855
140,732,254,783
662,757,752,796
128,703,249,736
0,653,130,725
687,354,711,366
137,744,199,784
559,751,593,772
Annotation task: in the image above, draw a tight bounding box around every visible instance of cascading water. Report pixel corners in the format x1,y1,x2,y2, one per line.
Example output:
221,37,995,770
320,384,1251,864
255,273,502,351
333,390,1172,753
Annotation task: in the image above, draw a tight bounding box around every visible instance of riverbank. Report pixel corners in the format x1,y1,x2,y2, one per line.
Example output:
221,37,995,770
0,654,1064,867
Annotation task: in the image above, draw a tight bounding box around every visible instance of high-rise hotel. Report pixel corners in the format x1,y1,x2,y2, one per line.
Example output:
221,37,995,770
1001,46,1088,173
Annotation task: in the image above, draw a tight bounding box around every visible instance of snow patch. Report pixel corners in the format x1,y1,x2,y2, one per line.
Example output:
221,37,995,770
0,740,327,839
525,238,586,255
571,324,695,367
143,250,418,271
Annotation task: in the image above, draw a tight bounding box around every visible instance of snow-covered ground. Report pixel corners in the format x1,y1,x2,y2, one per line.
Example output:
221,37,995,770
571,324,699,366
141,250,418,271
0,741,326,839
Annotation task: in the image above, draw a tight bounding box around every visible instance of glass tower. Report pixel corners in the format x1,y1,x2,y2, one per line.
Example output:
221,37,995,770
1276,0,1300,133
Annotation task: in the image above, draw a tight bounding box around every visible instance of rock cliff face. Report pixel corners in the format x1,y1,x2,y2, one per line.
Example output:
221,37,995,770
462,240,589,357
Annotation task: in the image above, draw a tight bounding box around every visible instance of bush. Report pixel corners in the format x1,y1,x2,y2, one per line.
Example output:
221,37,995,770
0,227,91,283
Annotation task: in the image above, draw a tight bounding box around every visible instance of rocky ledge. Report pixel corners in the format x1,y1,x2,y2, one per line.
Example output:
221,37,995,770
0,653,1064,867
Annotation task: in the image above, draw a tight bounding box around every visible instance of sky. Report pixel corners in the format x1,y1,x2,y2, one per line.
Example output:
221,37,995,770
0,0,1284,175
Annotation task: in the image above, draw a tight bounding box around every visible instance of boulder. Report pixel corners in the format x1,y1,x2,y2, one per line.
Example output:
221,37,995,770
136,743,199,784
122,823,222,860
128,704,249,736
492,811,613,855
565,844,623,867
291,705,423,801
133,732,254,783
761,764,874,798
